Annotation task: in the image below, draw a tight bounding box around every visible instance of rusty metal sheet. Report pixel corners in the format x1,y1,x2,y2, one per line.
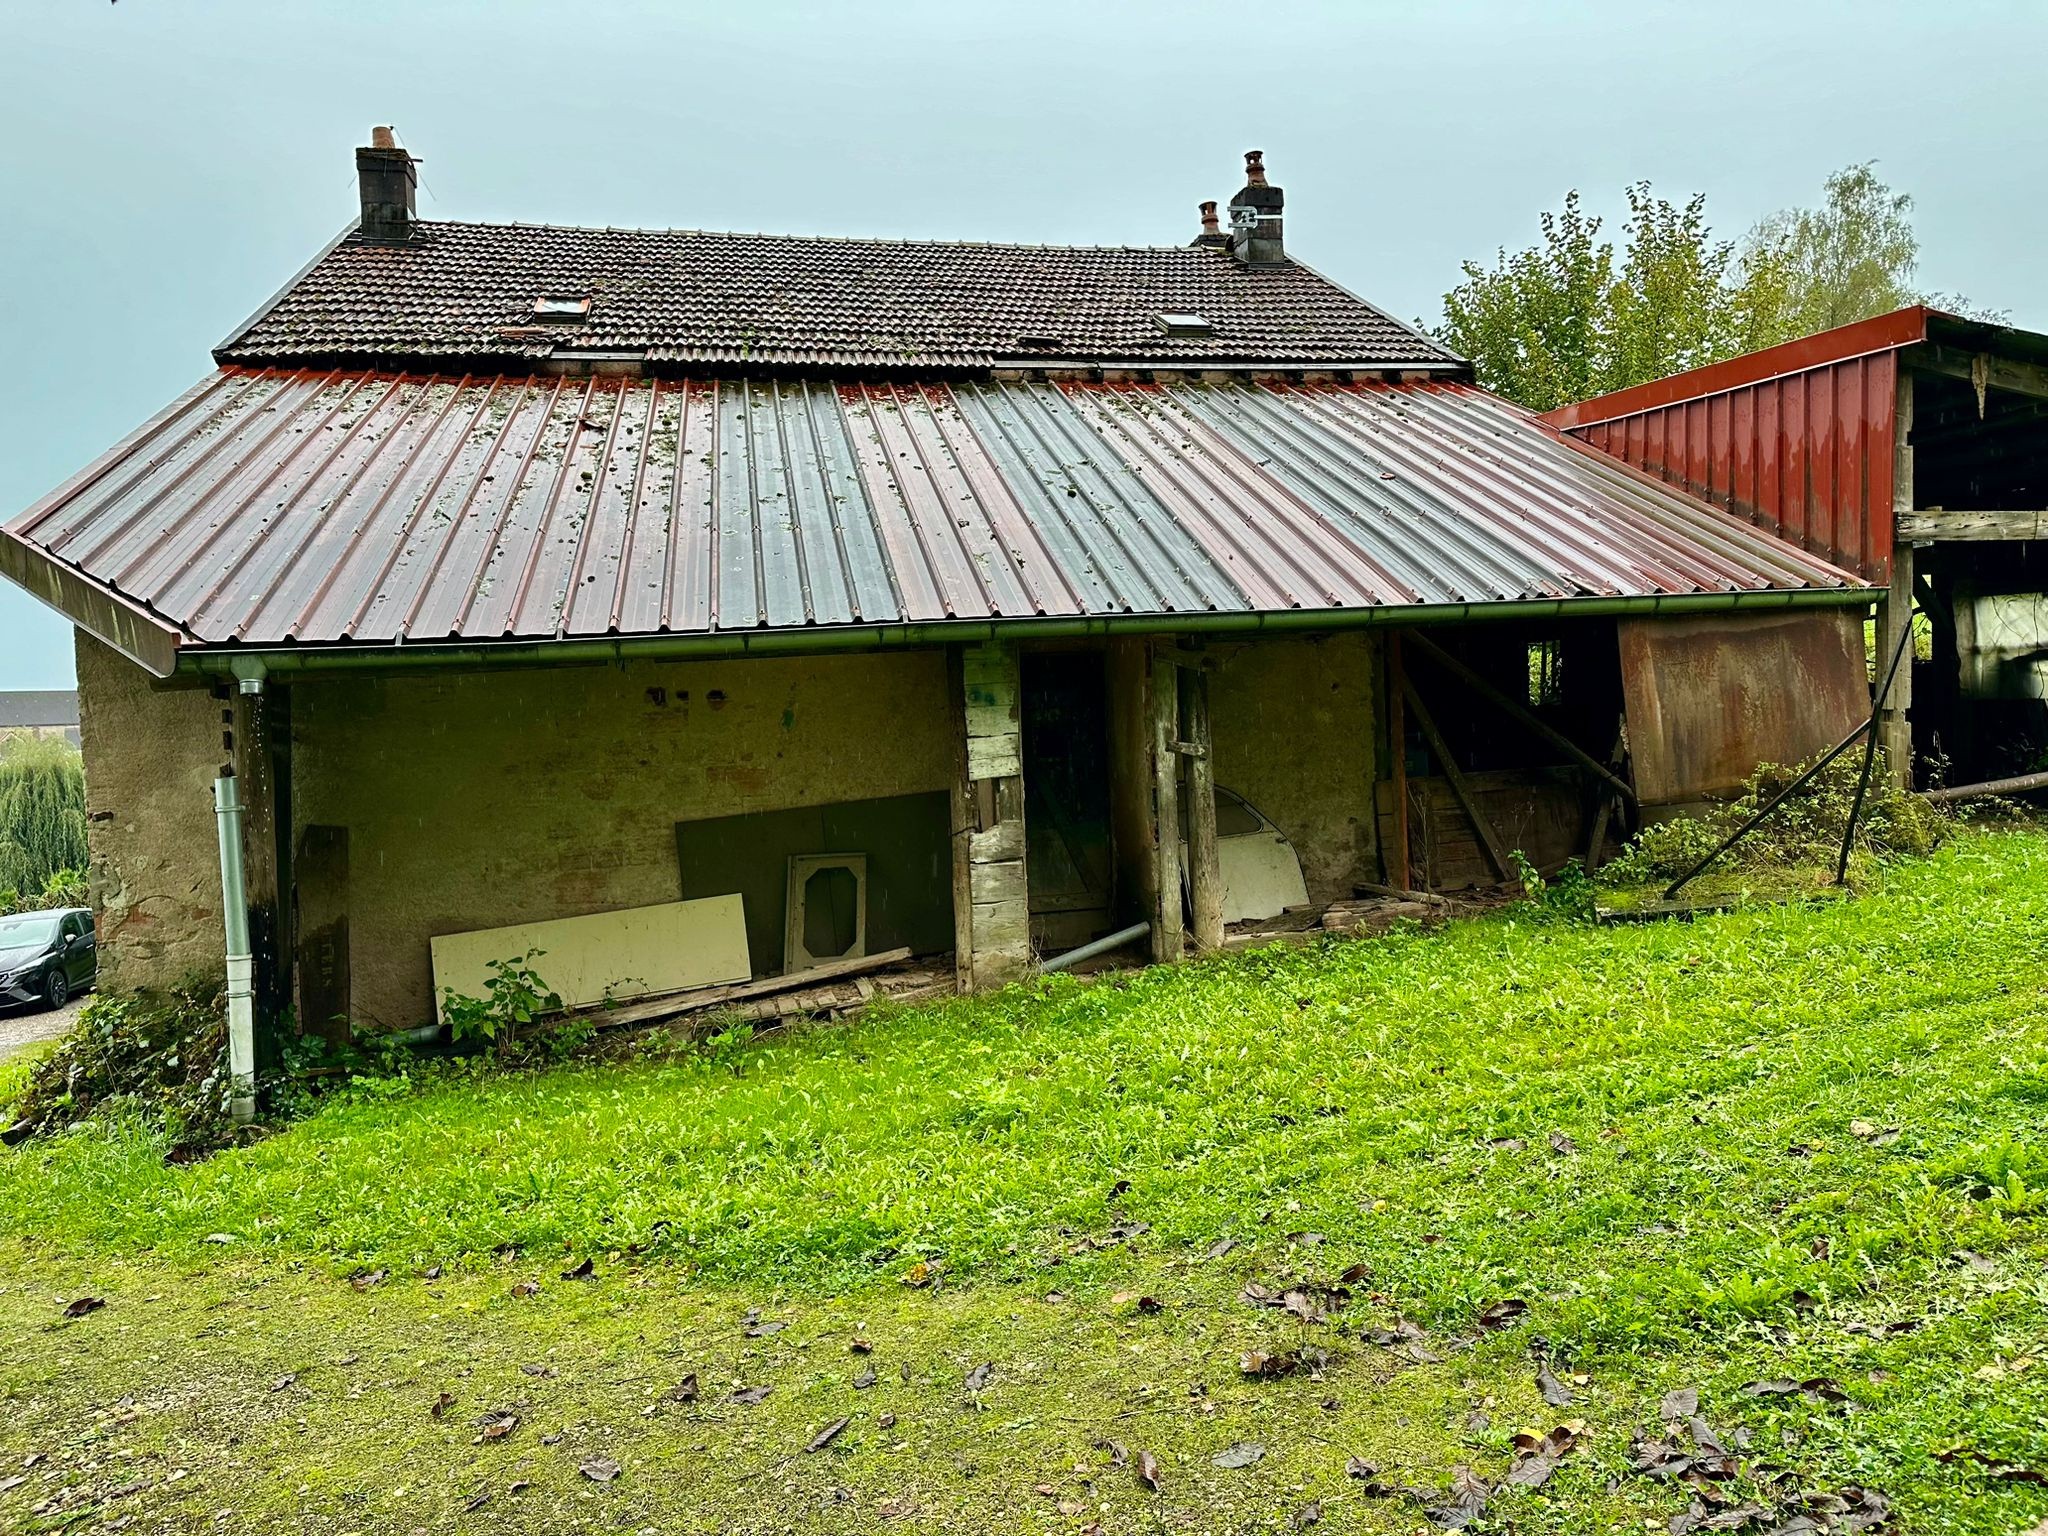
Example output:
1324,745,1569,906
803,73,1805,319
4,370,1865,667
1618,608,1870,806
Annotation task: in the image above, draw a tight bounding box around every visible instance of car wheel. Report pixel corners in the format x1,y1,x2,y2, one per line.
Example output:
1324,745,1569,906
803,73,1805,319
44,969,69,1011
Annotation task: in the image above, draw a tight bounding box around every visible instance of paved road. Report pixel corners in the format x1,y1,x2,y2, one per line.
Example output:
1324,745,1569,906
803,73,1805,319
0,994,87,1062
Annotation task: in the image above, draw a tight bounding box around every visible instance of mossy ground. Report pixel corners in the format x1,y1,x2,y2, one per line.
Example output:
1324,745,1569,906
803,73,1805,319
5,831,2048,1533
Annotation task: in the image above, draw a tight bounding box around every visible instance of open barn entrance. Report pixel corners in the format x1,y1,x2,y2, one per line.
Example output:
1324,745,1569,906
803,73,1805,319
1020,648,1116,953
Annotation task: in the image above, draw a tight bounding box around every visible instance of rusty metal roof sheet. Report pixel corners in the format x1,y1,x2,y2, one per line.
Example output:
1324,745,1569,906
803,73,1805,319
3,370,1864,673
216,222,1459,373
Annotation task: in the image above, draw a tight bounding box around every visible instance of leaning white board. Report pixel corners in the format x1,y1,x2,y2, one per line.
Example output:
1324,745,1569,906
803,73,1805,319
430,895,750,1023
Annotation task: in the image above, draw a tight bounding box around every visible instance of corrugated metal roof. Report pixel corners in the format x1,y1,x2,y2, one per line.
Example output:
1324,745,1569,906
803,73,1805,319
3,370,1863,670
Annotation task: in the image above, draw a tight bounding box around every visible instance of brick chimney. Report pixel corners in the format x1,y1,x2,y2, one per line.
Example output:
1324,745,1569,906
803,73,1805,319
1191,200,1230,250
355,126,417,243
1227,150,1285,266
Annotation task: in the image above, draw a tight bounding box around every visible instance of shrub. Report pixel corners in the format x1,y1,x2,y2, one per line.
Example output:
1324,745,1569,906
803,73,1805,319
1602,750,1950,885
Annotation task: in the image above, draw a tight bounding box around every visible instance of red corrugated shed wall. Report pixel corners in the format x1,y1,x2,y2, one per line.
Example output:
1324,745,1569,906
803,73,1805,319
1557,350,1899,583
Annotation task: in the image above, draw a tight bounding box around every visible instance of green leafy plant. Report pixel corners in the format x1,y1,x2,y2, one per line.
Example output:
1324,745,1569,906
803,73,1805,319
700,1017,756,1076
438,950,563,1063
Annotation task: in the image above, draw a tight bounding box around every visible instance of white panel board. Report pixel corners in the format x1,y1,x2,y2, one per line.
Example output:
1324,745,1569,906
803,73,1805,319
430,895,750,1022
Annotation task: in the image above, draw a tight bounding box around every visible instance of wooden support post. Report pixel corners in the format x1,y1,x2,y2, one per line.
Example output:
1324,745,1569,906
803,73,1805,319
1401,673,1513,882
1880,368,1916,788
1149,647,1184,964
955,642,1031,989
1181,663,1223,951
232,685,288,1073
1387,632,1411,889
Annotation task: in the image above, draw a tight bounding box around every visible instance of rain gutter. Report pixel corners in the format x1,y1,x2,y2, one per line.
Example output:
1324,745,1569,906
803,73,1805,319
173,586,1875,684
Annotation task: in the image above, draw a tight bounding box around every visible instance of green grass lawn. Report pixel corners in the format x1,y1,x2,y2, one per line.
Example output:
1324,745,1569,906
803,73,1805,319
4,830,2048,1533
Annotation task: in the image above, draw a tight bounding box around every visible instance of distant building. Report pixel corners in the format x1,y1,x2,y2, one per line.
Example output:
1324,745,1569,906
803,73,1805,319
0,690,79,747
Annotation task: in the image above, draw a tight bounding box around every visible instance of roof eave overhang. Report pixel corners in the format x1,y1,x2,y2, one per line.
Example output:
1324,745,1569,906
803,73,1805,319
0,531,186,678
168,586,1874,685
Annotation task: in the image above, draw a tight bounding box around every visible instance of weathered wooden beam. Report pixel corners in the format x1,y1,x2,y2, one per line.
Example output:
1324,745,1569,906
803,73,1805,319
1879,368,1916,788
1400,674,1512,882
946,646,975,993
1182,664,1223,952
1897,510,2048,542
1908,344,2048,403
232,687,288,1069
956,641,1031,989
1386,632,1411,889
1403,630,1637,806
1149,648,1184,964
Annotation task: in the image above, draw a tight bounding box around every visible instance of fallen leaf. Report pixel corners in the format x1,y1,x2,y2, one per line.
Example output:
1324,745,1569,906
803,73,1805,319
1475,1299,1528,1332
509,1280,540,1298
670,1373,700,1402
1533,1351,1573,1408
1487,1136,1526,1151
1337,1262,1371,1285
473,1411,519,1443
730,1385,772,1405
901,1262,936,1288
1348,1458,1394,1495
1849,1118,1878,1139
1420,1464,1491,1529
1136,1295,1164,1314
559,1258,594,1281
1547,1131,1577,1155
853,1364,878,1390
518,1363,555,1379
849,1338,874,1354
745,1319,788,1337
270,1373,295,1392
964,1361,995,1392
1213,1441,1265,1469
1504,1425,1578,1489
1135,1448,1162,1491
1288,1231,1326,1247
430,1391,455,1419
61,1296,106,1319
1292,1501,1323,1527
348,1269,387,1292
878,1493,917,1518
419,1264,443,1280
806,1416,851,1452
1660,1386,1700,1420
1204,1237,1237,1260
578,1457,620,1483
878,1411,897,1428
460,1488,491,1513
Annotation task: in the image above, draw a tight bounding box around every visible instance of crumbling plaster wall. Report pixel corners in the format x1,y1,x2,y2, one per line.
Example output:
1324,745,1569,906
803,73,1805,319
1206,632,1380,904
74,632,227,990
290,650,954,1030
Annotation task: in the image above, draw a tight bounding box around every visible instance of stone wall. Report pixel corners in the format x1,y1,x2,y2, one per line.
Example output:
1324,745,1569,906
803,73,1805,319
289,650,954,1030
74,633,227,990
1207,632,1381,904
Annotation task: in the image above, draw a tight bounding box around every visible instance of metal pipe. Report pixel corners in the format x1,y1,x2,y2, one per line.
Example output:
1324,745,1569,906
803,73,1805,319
1040,922,1151,975
1834,620,1915,884
212,773,257,1125
1662,717,1871,901
1923,769,2048,804
172,586,1877,684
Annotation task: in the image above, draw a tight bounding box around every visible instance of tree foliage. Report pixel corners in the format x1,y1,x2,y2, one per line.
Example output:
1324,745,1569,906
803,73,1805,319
1438,163,1992,412
0,735,88,901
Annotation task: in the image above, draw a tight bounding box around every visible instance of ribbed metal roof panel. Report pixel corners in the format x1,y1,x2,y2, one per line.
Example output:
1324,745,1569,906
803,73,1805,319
4,370,1865,657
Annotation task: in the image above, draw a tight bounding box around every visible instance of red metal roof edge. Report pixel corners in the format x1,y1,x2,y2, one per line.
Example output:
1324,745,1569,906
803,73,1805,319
1541,307,1934,430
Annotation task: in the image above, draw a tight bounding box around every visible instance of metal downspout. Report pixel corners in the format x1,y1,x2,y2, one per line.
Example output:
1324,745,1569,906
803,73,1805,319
212,772,257,1124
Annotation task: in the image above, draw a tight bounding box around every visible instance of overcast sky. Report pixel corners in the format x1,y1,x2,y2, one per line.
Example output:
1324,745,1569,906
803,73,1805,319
3,0,2043,688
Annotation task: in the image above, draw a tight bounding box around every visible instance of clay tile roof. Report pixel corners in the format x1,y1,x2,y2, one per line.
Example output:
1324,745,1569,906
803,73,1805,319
216,222,1460,373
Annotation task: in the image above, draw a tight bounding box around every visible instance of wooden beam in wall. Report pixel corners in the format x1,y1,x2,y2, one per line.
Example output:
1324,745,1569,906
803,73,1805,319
232,686,289,1067
1879,368,1916,787
1148,647,1184,964
1386,632,1410,889
1180,663,1223,952
1909,344,2048,404
1897,510,2048,542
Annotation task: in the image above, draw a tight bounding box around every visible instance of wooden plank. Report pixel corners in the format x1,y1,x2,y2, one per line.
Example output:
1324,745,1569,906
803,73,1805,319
1908,344,2048,403
1880,367,1916,788
1387,631,1410,889
233,687,287,1066
1149,648,1183,963
430,896,751,1023
967,818,1024,864
568,946,914,1030
966,732,1021,781
946,646,975,994
1898,510,2048,542
1401,674,1512,882
970,857,1026,907
294,824,350,1044
1182,664,1223,952
1404,631,1636,805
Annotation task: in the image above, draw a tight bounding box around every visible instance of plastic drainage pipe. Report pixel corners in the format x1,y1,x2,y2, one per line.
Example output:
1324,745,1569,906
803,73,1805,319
212,773,257,1125
1040,921,1151,975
